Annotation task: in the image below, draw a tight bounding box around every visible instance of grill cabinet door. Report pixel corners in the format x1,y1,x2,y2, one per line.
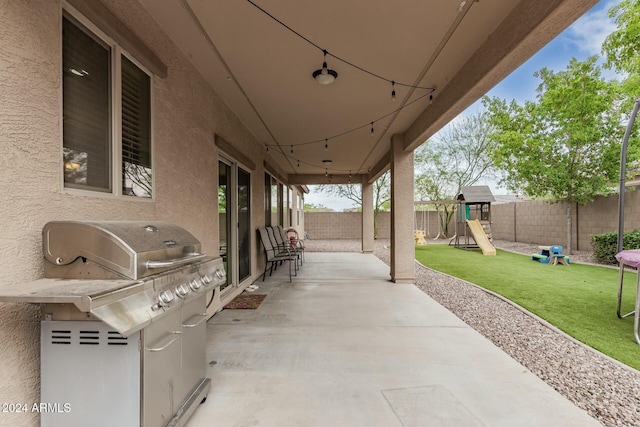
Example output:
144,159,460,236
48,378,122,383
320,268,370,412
142,309,182,427
41,321,140,427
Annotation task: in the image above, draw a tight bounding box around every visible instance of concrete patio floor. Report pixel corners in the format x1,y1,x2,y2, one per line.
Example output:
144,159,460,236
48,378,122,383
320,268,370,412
188,252,599,426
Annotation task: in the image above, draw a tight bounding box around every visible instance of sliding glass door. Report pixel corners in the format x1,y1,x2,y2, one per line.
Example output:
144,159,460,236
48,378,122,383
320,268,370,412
218,158,252,289
237,167,251,283
218,160,232,290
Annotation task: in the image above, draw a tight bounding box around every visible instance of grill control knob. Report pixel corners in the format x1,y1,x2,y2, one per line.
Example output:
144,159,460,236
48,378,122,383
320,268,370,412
189,278,202,292
175,283,190,299
201,274,213,286
215,269,226,280
158,290,174,306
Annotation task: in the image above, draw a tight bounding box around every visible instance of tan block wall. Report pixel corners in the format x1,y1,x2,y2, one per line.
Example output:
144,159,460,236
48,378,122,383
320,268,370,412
305,212,393,239
491,190,640,251
492,201,577,247
305,212,367,239
305,211,455,240
307,192,640,252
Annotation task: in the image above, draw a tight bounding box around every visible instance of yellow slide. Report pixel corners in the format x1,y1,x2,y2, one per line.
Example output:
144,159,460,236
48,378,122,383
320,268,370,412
466,219,496,256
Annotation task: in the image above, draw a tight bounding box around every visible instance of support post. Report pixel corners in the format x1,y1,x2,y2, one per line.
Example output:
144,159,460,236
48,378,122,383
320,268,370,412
362,178,374,253
390,134,415,283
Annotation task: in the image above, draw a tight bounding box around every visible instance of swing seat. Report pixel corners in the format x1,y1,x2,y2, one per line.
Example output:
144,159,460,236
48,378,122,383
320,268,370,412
414,230,427,245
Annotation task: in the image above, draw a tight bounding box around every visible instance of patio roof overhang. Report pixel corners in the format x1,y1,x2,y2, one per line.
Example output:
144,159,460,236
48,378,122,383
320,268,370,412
139,0,597,185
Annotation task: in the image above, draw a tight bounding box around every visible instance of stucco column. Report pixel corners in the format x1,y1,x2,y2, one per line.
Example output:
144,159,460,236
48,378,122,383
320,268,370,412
390,134,415,283
361,178,374,253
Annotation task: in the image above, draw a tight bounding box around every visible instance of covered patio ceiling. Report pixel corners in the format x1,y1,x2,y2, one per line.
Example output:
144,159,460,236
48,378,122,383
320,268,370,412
139,0,597,184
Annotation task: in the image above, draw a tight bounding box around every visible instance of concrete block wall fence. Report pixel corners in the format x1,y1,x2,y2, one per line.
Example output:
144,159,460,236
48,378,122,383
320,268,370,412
305,190,640,252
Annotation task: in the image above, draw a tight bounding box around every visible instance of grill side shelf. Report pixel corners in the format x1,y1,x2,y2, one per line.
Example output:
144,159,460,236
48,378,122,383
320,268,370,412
0,278,137,310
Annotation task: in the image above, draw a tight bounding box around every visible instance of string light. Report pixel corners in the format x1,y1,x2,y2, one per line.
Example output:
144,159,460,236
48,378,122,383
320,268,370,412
265,89,434,151
246,0,436,93
244,0,447,174
325,168,328,177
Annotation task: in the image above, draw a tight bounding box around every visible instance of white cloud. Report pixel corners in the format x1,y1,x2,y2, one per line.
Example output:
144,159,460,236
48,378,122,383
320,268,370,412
565,0,619,56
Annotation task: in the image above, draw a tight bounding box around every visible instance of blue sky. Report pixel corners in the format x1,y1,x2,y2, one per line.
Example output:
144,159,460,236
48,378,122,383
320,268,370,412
307,0,622,211
481,0,619,105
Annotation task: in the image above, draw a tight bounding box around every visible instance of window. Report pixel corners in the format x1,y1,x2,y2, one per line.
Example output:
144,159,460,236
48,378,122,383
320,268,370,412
264,173,272,227
62,12,152,198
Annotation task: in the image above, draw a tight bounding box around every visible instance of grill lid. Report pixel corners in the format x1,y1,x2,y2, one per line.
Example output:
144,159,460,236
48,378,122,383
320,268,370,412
43,221,205,280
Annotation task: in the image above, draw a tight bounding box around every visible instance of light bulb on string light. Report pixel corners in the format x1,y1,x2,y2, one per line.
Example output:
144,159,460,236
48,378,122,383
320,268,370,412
370,122,374,136
391,81,396,100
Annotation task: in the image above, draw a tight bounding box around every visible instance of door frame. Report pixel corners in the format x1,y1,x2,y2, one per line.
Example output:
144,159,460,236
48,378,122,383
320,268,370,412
218,154,253,292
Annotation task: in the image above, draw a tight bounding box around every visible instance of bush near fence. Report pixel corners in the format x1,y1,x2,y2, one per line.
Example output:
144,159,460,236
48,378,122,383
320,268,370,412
592,230,640,264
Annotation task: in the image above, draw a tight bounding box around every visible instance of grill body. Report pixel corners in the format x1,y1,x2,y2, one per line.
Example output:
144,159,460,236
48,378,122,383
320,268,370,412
0,221,225,427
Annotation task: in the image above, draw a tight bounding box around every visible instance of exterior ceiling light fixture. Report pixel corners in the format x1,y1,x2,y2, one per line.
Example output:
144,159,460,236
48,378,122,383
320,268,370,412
312,50,338,85
322,159,332,165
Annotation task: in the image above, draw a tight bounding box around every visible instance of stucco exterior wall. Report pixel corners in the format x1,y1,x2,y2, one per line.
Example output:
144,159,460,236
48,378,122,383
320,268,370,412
0,1,293,424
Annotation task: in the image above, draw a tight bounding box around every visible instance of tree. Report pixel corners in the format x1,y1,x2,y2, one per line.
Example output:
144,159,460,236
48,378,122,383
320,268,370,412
314,172,390,237
303,203,334,212
602,0,640,158
602,0,640,76
414,110,496,237
484,56,626,253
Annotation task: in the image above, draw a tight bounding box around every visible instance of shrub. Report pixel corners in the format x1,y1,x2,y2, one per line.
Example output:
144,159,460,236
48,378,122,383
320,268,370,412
592,230,640,265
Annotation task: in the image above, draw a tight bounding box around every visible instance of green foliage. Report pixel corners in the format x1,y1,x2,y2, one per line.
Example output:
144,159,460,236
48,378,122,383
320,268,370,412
484,57,625,205
602,0,640,75
591,230,640,264
414,110,495,237
303,203,334,212
315,172,390,213
415,244,640,370
414,110,496,202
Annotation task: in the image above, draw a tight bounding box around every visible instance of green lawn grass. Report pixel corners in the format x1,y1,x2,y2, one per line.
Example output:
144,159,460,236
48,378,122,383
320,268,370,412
415,244,640,371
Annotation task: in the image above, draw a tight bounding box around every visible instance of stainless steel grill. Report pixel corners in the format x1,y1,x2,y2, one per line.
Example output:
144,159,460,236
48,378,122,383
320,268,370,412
0,221,226,427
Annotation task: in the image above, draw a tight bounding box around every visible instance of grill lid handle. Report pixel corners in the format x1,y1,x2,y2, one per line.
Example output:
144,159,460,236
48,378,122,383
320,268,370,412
145,253,206,269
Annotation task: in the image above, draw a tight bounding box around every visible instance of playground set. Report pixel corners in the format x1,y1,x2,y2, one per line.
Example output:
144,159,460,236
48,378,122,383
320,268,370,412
414,185,496,256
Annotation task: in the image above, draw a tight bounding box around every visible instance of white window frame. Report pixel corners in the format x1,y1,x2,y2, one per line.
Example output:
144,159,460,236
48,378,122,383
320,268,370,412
61,2,155,200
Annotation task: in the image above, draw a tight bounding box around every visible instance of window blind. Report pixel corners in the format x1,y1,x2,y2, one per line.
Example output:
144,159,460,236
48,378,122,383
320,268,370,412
62,16,111,191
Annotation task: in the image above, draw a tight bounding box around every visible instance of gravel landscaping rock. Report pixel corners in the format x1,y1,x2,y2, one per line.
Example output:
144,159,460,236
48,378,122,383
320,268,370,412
306,239,640,427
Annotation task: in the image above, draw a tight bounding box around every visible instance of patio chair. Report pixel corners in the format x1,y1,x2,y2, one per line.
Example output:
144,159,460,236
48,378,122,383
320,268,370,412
266,226,300,265
276,225,304,264
258,227,297,282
